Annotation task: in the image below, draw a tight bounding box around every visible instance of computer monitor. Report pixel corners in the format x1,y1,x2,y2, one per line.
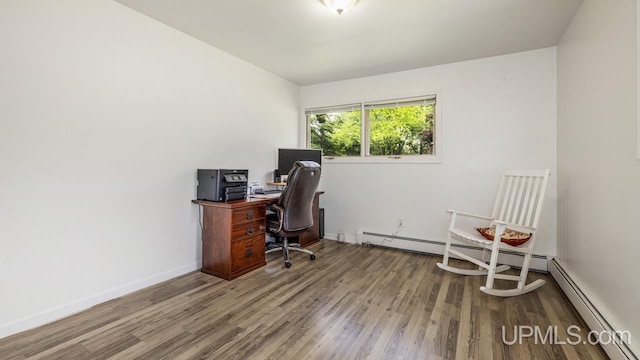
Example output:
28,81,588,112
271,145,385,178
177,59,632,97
277,148,322,176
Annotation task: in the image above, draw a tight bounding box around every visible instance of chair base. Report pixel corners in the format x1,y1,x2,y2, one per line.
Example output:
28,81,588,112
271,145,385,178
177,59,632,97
266,237,315,268
480,279,545,297
436,262,510,276
437,261,544,297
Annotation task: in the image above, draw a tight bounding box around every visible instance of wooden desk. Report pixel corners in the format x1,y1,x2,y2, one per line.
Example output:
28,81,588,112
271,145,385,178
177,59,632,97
265,181,287,187
192,192,323,280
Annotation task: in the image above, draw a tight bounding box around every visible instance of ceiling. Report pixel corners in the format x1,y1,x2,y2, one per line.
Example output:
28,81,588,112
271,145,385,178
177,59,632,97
113,0,583,86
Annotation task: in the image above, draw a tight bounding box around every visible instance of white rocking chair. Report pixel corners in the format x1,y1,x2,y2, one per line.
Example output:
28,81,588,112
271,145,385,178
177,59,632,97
436,169,551,297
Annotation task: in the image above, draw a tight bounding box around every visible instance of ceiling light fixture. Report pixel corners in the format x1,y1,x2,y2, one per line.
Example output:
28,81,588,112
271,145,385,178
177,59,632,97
321,0,358,15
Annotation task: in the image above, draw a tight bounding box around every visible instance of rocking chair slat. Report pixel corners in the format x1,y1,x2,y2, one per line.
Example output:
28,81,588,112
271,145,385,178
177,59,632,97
510,176,527,224
504,177,514,222
518,176,534,226
498,176,514,220
504,176,519,222
532,175,550,227
525,176,541,227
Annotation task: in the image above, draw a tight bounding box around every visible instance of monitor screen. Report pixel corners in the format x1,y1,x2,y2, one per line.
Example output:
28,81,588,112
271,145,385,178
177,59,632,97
277,148,322,175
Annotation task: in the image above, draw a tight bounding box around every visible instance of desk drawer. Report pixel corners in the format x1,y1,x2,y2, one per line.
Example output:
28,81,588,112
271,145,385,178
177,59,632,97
231,235,265,273
232,219,265,241
232,206,265,225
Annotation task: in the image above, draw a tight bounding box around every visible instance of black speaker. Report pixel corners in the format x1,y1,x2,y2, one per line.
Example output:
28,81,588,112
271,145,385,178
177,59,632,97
273,169,281,182
319,208,324,239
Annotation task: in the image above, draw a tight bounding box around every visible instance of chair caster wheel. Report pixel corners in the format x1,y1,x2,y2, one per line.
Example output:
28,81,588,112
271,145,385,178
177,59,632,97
310,254,316,260
285,261,292,268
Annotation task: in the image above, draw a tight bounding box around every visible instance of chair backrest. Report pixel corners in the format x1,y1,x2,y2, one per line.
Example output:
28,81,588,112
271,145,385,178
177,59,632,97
491,169,550,232
277,161,321,232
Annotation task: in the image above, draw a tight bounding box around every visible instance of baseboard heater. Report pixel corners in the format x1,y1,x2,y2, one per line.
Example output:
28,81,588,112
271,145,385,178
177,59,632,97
357,231,549,272
549,258,637,360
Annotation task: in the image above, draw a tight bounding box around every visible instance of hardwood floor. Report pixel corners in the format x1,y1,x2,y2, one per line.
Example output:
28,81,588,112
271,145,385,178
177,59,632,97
0,240,607,359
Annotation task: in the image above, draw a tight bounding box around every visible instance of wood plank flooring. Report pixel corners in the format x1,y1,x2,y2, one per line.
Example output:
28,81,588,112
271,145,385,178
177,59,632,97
0,240,608,359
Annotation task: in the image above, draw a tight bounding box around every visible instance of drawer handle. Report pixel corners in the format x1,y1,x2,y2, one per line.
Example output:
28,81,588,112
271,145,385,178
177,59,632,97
246,227,254,235
246,212,254,220
245,249,253,258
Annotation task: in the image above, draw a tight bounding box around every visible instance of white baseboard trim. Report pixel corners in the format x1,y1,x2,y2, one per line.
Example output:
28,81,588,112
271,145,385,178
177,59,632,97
324,232,357,244
0,262,199,340
549,258,638,360
324,231,548,272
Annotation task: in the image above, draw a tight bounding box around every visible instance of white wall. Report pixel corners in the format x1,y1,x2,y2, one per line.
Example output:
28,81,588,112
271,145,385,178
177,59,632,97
557,0,640,352
301,48,558,256
0,0,299,338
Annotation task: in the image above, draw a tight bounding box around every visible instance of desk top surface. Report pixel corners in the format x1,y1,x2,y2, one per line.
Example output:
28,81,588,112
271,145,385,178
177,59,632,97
266,181,287,186
192,191,323,209
191,197,271,209
248,193,282,200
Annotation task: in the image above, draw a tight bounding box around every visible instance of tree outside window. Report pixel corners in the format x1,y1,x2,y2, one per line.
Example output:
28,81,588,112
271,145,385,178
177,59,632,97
309,108,361,156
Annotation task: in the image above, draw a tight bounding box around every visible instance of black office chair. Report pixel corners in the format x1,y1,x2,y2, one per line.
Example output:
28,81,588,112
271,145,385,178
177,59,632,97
266,161,321,268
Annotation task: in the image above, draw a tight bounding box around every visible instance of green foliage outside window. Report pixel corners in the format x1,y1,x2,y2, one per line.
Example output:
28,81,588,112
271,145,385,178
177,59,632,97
369,104,434,155
309,110,361,156
309,103,434,157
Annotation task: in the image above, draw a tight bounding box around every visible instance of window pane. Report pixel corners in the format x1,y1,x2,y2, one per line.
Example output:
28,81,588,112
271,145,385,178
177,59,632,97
368,103,435,156
309,109,362,156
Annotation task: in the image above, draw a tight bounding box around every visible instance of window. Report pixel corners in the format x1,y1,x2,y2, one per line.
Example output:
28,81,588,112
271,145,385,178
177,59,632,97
306,95,439,163
307,104,361,157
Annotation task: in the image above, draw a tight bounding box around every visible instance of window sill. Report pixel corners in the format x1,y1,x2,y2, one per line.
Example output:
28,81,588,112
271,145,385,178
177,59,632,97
322,155,442,164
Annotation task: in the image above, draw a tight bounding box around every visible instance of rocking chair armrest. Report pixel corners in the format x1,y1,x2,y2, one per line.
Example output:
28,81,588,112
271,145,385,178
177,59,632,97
447,209,494,221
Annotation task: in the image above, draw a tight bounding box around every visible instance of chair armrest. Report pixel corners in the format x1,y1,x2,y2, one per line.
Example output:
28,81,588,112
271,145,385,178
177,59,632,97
267,203,284,214
447,209,494,221
267,204,285,234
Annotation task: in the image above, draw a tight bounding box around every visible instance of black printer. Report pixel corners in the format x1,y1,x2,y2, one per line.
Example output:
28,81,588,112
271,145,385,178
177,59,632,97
197,169,248,202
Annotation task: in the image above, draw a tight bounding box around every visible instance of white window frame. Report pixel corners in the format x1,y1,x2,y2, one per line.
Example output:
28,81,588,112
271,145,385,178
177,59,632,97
305,92,442,164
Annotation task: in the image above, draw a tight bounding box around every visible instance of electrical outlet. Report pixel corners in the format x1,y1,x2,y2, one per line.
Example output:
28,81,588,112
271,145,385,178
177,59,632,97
398,219,404,227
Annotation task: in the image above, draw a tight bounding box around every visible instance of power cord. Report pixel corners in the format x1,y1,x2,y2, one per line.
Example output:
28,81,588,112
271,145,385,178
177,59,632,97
362,222,402,247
